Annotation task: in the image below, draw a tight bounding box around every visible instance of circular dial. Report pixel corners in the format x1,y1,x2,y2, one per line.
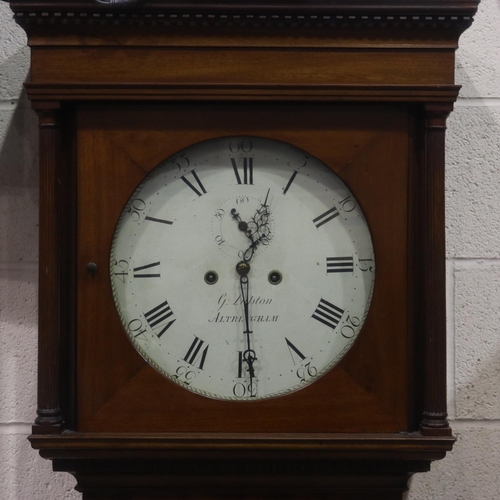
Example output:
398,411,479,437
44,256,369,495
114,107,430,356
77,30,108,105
110,137,375,401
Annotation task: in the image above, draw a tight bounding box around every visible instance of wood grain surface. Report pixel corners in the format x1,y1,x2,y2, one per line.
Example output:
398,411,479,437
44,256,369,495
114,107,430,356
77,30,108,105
76,103,409,433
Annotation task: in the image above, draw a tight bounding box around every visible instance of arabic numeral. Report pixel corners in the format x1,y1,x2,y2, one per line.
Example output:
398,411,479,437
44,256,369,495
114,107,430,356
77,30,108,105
233,381,258,398
359,258,375,272
339,196,356,213
289,155,309,170
296,362,318,384
127,318,148,340
112,259,129,283
215,235,225,246
229,139,253,153
341,315,361,339
172,366,196,386
169,153,190,173
235,195,250,205
128,198,146,222
214,208,225,220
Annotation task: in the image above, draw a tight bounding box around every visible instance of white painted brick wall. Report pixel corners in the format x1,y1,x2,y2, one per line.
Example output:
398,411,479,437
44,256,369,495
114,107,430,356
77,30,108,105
456,0,500,98
0,0,498,498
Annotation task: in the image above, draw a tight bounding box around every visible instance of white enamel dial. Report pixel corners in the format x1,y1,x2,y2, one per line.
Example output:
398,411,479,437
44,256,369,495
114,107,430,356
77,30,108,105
110,136,375,401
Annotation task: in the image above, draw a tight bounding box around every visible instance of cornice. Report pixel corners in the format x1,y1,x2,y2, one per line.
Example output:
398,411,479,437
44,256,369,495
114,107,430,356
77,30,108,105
4,1,480,31
25,83,462,104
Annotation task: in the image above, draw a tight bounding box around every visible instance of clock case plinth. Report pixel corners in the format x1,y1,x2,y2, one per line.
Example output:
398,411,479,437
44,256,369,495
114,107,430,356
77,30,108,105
5,0,479,498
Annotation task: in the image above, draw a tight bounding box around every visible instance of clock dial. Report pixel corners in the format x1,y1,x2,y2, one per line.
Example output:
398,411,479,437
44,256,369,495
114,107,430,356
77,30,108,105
110,136,375,401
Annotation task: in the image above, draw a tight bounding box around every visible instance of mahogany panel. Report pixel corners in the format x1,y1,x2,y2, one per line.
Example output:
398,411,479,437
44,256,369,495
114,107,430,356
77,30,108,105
50,455,433,500
76,102,409,433
31,48,454,87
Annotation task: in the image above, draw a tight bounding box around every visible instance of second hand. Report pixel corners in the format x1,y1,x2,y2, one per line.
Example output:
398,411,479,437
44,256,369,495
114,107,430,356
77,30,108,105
239,274,256,391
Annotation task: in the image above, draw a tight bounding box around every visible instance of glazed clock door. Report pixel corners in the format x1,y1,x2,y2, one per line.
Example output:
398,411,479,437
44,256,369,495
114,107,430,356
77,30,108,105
110,136,375,401
77,102,409,433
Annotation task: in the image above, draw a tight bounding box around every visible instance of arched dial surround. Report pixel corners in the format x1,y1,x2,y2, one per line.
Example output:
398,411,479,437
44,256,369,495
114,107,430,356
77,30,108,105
110,136,375,401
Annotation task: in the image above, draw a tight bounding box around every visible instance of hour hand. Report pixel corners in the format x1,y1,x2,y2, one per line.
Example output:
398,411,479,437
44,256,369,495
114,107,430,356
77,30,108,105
239,274,256,388
243,349,256,378
231,209,249,233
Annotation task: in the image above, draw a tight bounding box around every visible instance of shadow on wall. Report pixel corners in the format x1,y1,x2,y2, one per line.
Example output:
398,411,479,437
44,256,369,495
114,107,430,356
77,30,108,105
0,51,39,266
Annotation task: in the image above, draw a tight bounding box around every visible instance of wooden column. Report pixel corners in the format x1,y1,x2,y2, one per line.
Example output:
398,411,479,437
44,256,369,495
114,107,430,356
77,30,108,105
32,102,64,434
420,102,453,436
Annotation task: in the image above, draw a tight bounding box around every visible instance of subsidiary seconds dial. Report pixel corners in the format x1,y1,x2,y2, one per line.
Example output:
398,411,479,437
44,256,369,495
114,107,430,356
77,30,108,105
110,136,375,401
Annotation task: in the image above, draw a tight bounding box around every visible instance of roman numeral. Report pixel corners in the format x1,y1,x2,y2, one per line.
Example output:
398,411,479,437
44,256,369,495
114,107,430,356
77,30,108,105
283,170,298,195
312,299,345,330
285,338,306,365
231,158,254,185
327,257,354,274
145,216,173,225
181,170,207,197
237,351,245,378
313,207,339,228
133,261,161,278
144,300,176,338
183,337,209,370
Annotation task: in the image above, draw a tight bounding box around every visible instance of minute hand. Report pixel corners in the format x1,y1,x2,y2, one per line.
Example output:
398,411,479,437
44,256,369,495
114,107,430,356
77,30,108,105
240,275,256,382
241,188,272,263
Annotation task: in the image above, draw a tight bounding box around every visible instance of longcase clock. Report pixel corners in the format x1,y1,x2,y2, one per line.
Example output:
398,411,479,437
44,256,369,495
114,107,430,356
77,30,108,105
5,1,479,498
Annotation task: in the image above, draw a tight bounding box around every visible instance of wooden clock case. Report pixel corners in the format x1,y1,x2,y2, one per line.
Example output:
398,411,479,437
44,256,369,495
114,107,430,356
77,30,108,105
5,1,479,498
